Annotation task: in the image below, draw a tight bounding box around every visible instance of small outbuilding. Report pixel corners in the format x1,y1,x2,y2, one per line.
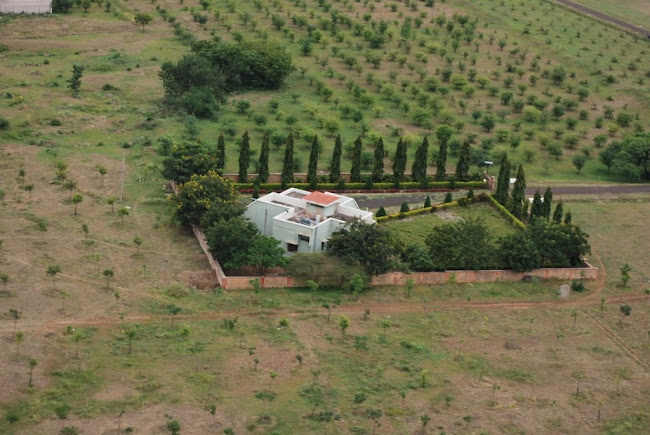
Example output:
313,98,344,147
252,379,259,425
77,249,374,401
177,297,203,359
0,0,52,14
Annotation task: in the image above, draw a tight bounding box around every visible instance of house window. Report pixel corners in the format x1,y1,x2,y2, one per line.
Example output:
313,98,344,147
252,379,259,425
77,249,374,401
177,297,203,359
298,234,310,242
287,242,298,252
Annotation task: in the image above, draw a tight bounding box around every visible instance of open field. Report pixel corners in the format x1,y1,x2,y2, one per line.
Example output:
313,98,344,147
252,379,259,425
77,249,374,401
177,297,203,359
1,0,650,433
568,0,650,30
382,202,516,246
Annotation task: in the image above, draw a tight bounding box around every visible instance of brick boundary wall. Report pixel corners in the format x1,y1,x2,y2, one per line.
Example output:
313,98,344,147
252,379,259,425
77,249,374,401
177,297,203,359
174,181,597,291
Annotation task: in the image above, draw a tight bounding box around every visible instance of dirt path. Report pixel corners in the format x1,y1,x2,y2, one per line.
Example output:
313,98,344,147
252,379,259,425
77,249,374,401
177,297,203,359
553,0,650,37
353,184,650,208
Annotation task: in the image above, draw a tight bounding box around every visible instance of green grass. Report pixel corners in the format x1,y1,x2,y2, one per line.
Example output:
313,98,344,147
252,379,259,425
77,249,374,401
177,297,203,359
383,202,516,246
569,0,650,29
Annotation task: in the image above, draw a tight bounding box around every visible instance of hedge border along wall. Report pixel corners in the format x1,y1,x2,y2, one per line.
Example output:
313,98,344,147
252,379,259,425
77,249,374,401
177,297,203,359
375,199,462,222
486,193,527,230
234,180,487,192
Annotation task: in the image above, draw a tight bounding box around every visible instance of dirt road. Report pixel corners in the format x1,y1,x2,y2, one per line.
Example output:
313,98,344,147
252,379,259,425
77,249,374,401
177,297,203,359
353,184,650,209
554,0,650,37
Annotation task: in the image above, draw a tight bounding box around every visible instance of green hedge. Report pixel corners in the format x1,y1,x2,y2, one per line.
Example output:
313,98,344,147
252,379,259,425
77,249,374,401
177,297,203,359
487,194,526,230
235,181,487,191
376,200,460,222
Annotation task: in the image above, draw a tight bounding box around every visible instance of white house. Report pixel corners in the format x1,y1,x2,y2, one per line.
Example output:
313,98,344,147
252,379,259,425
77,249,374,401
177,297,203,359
244,188,375,254
0,0,52,13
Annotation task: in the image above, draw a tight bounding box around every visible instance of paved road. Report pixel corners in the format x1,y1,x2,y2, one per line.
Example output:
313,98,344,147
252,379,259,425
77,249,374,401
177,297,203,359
353,184,650,209
555,0,650,38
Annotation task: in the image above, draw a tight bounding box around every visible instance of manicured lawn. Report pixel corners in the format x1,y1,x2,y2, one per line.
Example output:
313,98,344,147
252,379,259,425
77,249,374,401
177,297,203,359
383,202,517,247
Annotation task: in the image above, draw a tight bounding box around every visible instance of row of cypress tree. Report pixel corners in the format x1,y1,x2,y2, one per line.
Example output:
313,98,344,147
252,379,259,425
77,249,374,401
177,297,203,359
230,130,477,186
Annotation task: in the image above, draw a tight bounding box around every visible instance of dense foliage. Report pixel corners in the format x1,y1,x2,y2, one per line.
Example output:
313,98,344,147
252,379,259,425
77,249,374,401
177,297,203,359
162,142,220,184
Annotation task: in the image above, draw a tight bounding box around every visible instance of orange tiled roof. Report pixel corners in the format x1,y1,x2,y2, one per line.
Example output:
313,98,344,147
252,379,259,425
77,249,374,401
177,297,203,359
302,191,339,206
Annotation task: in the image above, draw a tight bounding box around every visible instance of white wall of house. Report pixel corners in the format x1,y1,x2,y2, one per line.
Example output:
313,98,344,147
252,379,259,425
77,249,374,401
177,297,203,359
0,0,52,13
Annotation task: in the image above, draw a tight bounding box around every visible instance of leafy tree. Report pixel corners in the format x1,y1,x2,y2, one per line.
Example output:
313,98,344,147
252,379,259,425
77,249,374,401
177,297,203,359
494,153,511,205
619,304,632,328
9,309,19,331
609,133,650,180
350,136,363,183
123,328,137,354
620,263,632,287
435,125,454,180
96,165,107,183
117,207,130,228
14,331,24,356
159,54,226,118
525,221,590,267
238,131,251,183
192,39,293,90
133,236,143,255
227,235,286,274
367,408,383,435
281,133,295,187
572,154,588,174
134,13,152,32
53,0,74,13
162,142,220,183
28,358,37,387
71,193,83,215
256,133,270,184
380,319,392,337
327,221,396,275
103,269,114,289
216,134,226,175
47,265,62,290
368,137,385,185
425,217,494,270
167,304,181,328
392,138,408,186
349,273,365,301
170,171,238,227
67,65,85,96
497,231,541,272
411,137,429,183
339,315,350,339
307,135,320,188
255,390,277,414
205,218,258,270
455,140,471,181
2,274,9,292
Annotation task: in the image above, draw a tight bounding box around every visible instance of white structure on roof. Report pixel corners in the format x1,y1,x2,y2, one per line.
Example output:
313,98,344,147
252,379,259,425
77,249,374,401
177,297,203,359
0,0,52,13
244,188,375,254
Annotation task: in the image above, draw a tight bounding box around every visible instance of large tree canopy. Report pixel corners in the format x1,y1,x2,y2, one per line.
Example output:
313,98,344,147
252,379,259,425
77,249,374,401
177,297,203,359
605,133,650,180
192,39,293,90
327,221,397,276
162,142,220,183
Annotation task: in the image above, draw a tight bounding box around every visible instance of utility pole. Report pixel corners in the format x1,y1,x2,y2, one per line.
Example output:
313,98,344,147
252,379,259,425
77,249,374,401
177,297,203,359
119,153,125,203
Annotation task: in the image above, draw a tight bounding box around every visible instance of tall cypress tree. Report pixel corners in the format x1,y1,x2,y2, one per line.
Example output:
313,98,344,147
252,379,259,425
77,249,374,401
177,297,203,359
257,133,270,183
393,137,408,187
552,201,564,223
307,134,319,189
494,153,511,205
281,133,295,187
542,187,553,220
238,130,250,183
216,134,226,175
350,136,363,182
530,189,543,222
455,140,471,181
510,164,526,219
435,125,453,181
329,134,342,182
372,137,385,182
411,136,429,182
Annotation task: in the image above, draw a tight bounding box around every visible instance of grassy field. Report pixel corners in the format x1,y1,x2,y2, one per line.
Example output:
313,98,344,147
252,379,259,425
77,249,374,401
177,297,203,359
0,0,649,184
569,0,650,29
1,0,650,433
382,202,516,246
